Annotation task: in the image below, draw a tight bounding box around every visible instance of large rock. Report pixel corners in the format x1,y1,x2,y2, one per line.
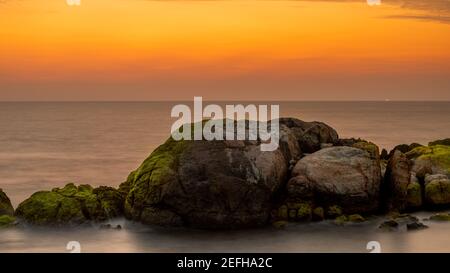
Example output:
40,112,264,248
388,143,423,159
120,118,338,228
424,177,450,207
15,183,123,226
407,145,450,178
383,150,411,211
286,146,381,214
429,138,450,147
278,118,339,153
0,189,14,217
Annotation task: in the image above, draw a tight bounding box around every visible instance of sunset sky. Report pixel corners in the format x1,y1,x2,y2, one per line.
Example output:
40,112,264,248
0,0,449,101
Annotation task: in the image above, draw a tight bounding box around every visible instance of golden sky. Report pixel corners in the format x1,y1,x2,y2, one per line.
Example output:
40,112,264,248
0,0,449,101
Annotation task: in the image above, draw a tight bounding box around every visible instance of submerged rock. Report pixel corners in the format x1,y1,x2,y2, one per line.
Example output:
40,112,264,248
120,118,339,229
406,222,428,231
0,189,14,217
0,215,15,228
429,213,450,221
287,146,381,214
15,183,124,226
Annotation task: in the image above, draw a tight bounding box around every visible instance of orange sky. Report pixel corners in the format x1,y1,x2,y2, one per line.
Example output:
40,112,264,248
0,0,449,101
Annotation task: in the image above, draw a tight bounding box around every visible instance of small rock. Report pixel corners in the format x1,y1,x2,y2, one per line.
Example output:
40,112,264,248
407,222,428,231
327,205,343,219
348,214,365,223
429,213,450,221
272,221,288,229
334,215,348,225
379,220,399,231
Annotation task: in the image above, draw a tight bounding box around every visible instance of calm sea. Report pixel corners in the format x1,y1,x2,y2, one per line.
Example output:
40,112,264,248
0,101,449,253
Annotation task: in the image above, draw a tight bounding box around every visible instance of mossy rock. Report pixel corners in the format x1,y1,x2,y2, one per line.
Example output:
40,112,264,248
429,139,450,147
406,181,423,209
0,189,14,216
288,209,297,220
425,179,450,206
312,207,324,221
277,205,288,220
334,215,348,225
272,221,288,229
407,145,450,174
0,215,15,228
348,214,366,223
327,205,343,219
15,183,124,226
429,213,450,221
296,203,312,221
352,141,380,161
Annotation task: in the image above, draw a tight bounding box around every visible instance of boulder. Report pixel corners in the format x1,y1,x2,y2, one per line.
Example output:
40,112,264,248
278,118,339,153
120,118,339,229
383,150,411,211
287,146,381,214
0,189,14,216
15,183,124,226
407,145,450,178
0,215,15,228
424,178,450,207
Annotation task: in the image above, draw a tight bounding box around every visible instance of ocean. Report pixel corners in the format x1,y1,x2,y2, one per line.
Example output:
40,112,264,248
0,101,449,253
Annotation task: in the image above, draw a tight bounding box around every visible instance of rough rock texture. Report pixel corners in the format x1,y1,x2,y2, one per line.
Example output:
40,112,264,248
0,189,14,217
15,183,124,226
287,146,381,214
407,145,450,178
120,118,338,228
406,175,422,209
383,150,411,211
424,177,450,207
278,118,339,153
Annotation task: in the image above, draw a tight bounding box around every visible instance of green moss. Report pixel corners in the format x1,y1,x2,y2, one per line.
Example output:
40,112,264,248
0,189,14,216
407,145,450,173
327,205,343,219
348,214,365,223
277,205,288,220
123,138,190,213
352,141,380,160
16,183,123,226
272,221,288,229
296,203,312,221
430,213,450,221
334,215,348,225
312,207,325,221
407,182,422,208
0,215,15,228
425,179,450,206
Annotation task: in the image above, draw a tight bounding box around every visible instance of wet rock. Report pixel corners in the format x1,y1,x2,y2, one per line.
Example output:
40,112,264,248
312,207,325,221
15,183,124,226
379,220,399,231
121,118,339,229
406,222,428,231
0,215,15,228
424,178,450,207
429,213,450,221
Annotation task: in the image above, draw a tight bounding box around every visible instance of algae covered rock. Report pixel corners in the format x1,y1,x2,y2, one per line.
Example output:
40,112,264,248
424,178,450,207
0,215,16,228
429,213,450,221
15,183,124,226
287,147,381,214
407,145,450,176
406,180,422,209
120,118,339,229
429,138,450,147
0,189,14,217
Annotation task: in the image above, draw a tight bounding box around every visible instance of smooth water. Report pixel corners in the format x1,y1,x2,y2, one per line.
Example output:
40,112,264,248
0,101,449,253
